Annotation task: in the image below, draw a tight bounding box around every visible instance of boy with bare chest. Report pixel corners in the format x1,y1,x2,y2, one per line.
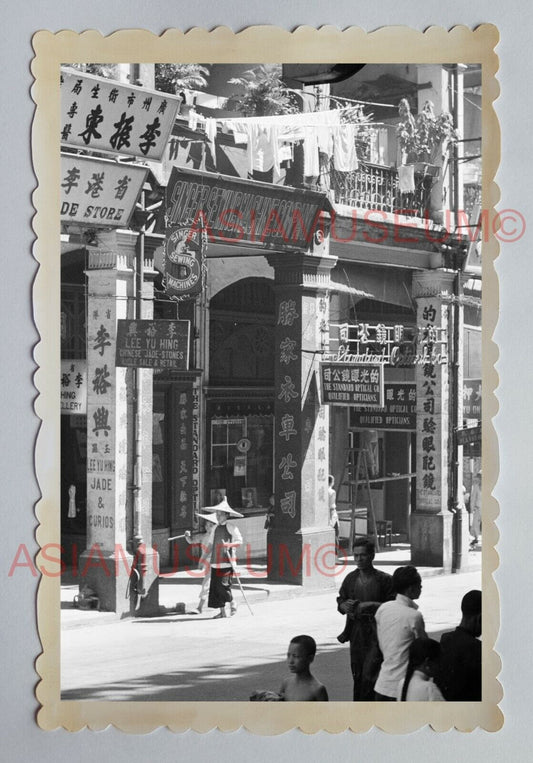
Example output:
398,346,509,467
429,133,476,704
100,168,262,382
279,635,329,701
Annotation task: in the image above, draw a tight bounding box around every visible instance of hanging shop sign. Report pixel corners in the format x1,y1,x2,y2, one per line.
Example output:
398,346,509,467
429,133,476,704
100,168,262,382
350,382,416,430
60,68,181,161
60,153,148,228
61,359,87,414
164,223,206,300
463,378,481,419
320,362,384,407
115,319,190,369
164,167,333,250
456,423,481,446
327,321,448,367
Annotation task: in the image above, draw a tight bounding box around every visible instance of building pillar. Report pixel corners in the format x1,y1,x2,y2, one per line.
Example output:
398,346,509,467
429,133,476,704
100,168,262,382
265,249,337,588
411,269,456,570
80,230,159,614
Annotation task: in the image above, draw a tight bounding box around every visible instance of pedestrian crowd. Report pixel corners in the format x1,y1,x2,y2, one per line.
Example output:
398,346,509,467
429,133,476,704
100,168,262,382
185,498,481,702
249,539,481,702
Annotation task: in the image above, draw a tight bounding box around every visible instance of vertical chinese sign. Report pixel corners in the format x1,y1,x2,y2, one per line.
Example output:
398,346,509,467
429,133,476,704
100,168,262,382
416,300,449,511
86,294,124,549
174,386,194,531
276,296,302,526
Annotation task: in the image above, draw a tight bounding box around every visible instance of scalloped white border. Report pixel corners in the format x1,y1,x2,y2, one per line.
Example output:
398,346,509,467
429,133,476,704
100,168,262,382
31,24,501,733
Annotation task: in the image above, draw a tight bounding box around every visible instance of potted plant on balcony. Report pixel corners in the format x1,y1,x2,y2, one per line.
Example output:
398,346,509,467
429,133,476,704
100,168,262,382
396,98,458,220
397,97,457,164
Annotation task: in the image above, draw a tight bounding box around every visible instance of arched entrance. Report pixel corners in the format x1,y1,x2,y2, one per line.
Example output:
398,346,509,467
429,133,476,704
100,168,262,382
206,277,275,512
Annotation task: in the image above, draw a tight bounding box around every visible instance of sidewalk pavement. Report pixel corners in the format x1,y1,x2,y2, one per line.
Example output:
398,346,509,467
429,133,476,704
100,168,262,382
61,541,482,629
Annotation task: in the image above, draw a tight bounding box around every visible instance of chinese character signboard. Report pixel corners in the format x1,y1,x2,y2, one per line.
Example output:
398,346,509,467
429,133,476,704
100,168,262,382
350,382,416,430
164,166,332,250
173,385,195,531
320,363,384,407
327,322,448,367
60,359,87,414
60,68,181,160
463,378,481,420
456,423,481,446
116,319,190,369
61,154,148,228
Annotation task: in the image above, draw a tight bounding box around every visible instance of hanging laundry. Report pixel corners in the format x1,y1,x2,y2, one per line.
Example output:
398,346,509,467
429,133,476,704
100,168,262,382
398,164,415,194
188,107,199,131
223,109,345,180
333,124,359,172
303,127,320,176
204,117,217,164
278,143,293,164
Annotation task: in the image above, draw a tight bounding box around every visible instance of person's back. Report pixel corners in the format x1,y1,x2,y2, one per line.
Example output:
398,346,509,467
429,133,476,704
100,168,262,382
374,566,426,700
279,635,329,702
438,589,482,701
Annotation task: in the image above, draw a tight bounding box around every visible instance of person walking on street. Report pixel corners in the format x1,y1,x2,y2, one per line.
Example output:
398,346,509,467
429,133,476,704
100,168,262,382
469,471,482,548
336,538,394,700
374,565,426,701
185,498,243,618
328,475,339,550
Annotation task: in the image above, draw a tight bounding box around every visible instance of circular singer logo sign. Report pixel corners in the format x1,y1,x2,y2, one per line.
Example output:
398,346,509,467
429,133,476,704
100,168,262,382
165,225,204,299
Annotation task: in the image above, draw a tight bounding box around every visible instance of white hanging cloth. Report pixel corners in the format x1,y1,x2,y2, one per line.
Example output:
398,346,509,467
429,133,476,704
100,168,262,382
332,124,359,172
398,164,415,194
222,109,343,176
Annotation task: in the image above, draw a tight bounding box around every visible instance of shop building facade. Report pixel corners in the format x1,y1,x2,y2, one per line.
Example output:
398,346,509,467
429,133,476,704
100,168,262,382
60,62,481,612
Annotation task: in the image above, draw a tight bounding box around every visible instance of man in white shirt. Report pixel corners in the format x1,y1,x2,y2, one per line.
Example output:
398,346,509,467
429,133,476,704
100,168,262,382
374,565,426,701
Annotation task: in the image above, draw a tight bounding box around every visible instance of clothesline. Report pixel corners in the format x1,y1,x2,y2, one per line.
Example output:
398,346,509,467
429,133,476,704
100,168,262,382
178,106,403,177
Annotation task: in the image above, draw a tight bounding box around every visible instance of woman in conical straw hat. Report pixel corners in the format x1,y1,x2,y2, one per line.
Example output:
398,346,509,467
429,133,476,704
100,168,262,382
185,497,243,618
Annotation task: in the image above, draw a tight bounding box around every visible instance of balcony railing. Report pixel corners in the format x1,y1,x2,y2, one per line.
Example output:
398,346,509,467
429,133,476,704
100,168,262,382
329,161,435,220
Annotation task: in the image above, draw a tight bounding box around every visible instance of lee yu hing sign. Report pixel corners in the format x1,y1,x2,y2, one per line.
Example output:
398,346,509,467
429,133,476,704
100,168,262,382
320,362,384,407
60,154,148,227
116,320,190,370
60,68,181,160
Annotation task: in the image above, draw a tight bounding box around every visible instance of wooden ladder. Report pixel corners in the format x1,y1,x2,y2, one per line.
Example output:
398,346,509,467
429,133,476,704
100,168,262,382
337,447,381,553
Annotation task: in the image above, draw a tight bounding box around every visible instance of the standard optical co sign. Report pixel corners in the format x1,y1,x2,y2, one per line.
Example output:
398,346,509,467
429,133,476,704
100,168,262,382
60,154,148,227
60,68,181,161
320,362,384,407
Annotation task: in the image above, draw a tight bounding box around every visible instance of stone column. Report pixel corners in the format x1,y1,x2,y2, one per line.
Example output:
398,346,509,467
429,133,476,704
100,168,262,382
266,250,337,588
80,230,158,614
410,269,463,570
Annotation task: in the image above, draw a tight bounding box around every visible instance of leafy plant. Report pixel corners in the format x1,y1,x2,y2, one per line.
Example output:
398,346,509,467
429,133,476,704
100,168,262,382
66,64,119,80
155,64,210,94
397,98,458,163
226,65,299,117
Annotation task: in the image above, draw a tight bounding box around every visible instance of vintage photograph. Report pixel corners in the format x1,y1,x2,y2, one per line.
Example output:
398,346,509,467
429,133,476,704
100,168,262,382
32,26,500,732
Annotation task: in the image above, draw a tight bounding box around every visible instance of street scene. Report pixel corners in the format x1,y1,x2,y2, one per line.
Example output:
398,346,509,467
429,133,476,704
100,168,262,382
61,557,481,702
58,60,484,706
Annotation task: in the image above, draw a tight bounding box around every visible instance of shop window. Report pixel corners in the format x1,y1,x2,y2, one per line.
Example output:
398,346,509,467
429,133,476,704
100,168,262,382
209,416,273,511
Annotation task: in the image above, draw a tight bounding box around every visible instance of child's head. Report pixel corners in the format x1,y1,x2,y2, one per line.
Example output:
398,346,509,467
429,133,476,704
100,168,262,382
328,474,334,487
408,637,440,677
287,635,317,674
400,637,441,700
